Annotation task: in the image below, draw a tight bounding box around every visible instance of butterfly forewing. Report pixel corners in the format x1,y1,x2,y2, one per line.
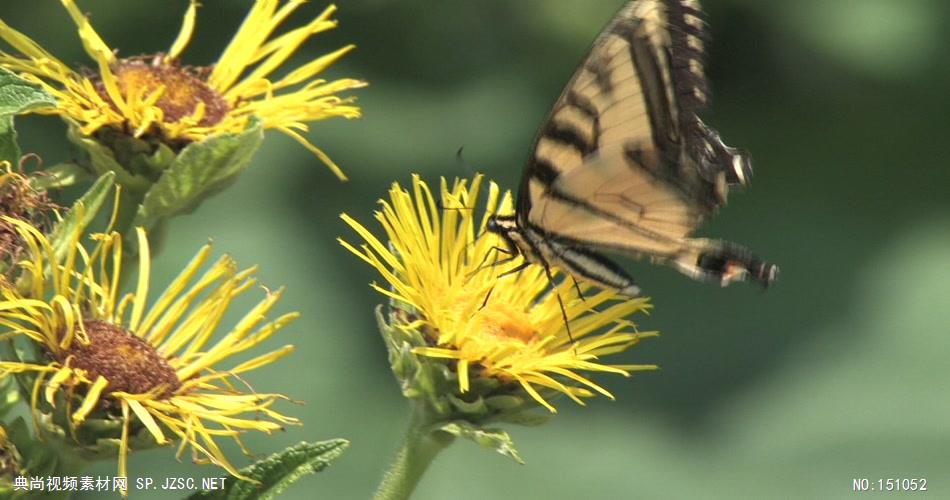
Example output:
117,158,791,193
523,0,715,255
492,0,777,293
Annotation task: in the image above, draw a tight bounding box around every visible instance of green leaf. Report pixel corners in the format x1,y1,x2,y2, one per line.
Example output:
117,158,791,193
0,67,56,116
0,115,20,165
437,421,524,464
133,119,263,229
47,172,115,263
28,163,90,191
187,440,350,500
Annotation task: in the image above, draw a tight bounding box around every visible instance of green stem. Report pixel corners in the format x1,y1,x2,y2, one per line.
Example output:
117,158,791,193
373,402,454,500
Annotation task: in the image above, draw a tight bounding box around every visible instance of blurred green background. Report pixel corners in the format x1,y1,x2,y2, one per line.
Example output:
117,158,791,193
2,0,949,498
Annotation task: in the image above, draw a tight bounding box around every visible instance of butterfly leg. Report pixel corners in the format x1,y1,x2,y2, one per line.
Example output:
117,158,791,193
675,238,778,288
497,260,532,279
479,284,495,311
541,263,575,343
552,244,641,297
467,246,516,279
570,275,587,301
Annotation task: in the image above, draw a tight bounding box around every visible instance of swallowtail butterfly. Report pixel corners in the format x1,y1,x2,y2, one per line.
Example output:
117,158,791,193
487,0,778,296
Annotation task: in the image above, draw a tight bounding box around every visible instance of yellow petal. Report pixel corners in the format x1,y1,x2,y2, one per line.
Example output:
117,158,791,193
126,399,168,444
72,376,109,423
167,0,198,61
60,0,115,64
128,228,150,331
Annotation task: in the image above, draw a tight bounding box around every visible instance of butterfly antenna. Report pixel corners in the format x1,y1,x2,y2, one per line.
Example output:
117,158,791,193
451,146,493,215
456,146,476,177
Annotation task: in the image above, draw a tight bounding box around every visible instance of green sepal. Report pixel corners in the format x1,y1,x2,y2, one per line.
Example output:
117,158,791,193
435,421,524,464
66,124,151,194
377,303,555,422
91,127,177,182
187,440,350,500
375,301,563,469
66,117,264,241
447,394,488,414
27,163,90,191
375,305,451,416
33,406,163,463
132,117,263,229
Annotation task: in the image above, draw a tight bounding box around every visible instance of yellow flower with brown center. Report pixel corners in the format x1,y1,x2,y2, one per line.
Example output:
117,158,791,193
340,175,657,412
0,217,299,485
0,0,366,179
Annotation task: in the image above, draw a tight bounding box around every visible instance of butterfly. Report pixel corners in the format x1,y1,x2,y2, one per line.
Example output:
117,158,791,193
487,0,778,297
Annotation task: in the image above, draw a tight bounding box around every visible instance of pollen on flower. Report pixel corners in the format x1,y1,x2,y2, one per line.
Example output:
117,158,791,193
478,303,538,344
97,57,230,128
62,320,181,398
342,174,658,412
0,220,299,483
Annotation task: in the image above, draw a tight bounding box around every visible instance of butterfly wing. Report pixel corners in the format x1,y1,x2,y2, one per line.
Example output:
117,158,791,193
517,0,773,286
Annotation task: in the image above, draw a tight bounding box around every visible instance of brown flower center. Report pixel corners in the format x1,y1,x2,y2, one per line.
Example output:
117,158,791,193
63,320,181,398
97,56,230,128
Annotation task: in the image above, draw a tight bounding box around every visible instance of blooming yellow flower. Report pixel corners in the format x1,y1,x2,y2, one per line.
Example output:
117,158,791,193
0,217,299,486
340,175,657,412
0,0,366,179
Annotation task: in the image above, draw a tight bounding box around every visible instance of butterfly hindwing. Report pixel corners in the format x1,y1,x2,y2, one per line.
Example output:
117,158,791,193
492,0,777,293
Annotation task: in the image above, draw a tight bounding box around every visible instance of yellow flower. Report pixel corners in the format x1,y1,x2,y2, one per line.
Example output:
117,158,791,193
0,217,299,485
340,175,657,412
0,0,366,179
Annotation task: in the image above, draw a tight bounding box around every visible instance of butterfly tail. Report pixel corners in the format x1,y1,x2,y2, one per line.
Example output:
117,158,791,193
673,238,778,289
694,118,754,188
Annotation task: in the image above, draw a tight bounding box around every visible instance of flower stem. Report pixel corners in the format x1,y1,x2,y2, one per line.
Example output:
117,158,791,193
373,402,454,500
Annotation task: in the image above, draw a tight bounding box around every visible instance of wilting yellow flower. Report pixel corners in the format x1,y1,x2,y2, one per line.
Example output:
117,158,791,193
0,217,298,484
0,0,366,179
0,163,55,271
340,175,657,412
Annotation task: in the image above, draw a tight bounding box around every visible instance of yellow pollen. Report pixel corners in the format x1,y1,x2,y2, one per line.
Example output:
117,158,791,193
478,303,538,344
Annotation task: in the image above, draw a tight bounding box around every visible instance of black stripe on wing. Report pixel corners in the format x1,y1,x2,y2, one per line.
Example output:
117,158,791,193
524,185,684,256
665,0,754,188
612,9,682,184
665,0,710,129
564,90,600,121
540,120,598,157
